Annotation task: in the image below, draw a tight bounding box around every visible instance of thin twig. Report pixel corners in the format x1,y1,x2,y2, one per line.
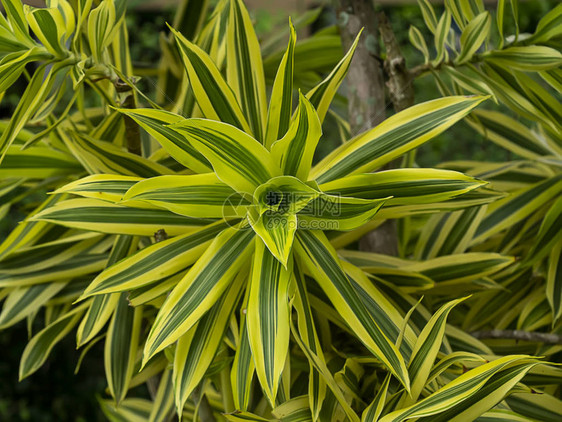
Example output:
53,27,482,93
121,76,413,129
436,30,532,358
115,78,142,156
471,330,562,345
409,62,433,79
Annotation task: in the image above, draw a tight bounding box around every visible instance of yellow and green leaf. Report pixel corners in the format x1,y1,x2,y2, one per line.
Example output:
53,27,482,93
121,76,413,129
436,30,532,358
433,9,451,65
76,293,119,347
0,282,67,329
311,96,487,183
1,0,33,44
105,294,143,404
295,230,410,391
247,207,297,267
149,369,175,422
467,110,556,159
87,0,118,62
115,108,211,173
320,168,485,205
19,302,88,380
425,361,542,422
246,239,292,405
82,221,228,297
472,175,562,244
226,0,267,141
54,174,142,202
483,46,562,71
289,309,359,422
31,198,216,236
170,26,251,133
169,118,281,194
122,174,248,219
0,253,108,288
231,314,255,411
403,297,466,405
298,195,388,231
404,253,514,285
526,195,562,266
173,268,246,417
378,356,539,422
455,11,491,65
506,390,562,422
25,6,67,56
0,194,64,260
361,374,390,422
143,227,254,363
64,132,172,177
271,92,322,180
305,30,361,124
546,241,562,324
0,64,65,163
265,20,296,148
524,3,561,45
292,263,326,421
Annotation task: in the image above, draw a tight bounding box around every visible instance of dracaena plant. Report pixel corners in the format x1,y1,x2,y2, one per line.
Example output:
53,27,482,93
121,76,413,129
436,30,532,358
365,0,562,419
0,0,557,420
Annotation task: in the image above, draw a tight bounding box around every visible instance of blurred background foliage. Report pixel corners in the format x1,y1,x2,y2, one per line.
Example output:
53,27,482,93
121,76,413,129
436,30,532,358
0,0,557,420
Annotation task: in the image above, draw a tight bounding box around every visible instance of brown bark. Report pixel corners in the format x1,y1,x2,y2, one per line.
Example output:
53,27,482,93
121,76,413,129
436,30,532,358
377,11,415,113
358,12,418,256
335,0,400,255
335,0,386,135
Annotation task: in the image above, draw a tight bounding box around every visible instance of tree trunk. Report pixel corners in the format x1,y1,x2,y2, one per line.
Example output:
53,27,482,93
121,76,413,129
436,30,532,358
335,0,399,255
335,0,386,135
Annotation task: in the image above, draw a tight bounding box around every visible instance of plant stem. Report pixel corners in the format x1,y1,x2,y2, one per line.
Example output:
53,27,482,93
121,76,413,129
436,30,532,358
115,79,142,156
220,364,235,413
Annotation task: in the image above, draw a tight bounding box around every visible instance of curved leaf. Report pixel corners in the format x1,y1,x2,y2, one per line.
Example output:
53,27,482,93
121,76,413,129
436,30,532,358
305,30,361,124
265,19,296,148
311,96,487,183
82,221,228,297
19,302,88,380
174,269,246,416
271,92,322,180
116,108,211,173
143,227,254,363
170,25,251,133
295,230,410,391
169,118,281,194
31,198,216,236
123,174,248,218
320,168,485,205
226,0,267,141
247,239,291,405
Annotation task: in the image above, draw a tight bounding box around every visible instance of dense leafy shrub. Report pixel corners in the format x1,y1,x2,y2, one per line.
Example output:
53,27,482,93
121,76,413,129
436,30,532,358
0,0,560,420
